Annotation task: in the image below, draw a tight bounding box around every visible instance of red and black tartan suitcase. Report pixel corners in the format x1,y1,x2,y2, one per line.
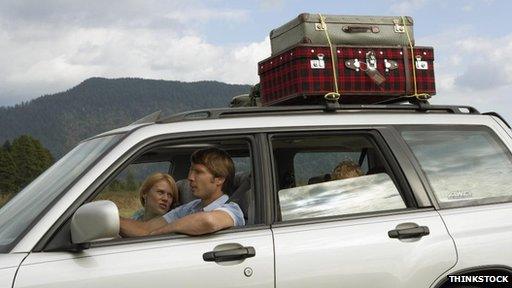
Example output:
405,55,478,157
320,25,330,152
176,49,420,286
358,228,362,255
258,44,436,106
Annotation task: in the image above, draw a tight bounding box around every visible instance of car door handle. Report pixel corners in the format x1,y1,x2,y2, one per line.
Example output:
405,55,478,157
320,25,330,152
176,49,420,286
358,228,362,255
203,246,256,262
388,223,430,239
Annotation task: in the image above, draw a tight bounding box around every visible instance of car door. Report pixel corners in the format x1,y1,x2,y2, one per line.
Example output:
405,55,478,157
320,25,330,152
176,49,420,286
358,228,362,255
399,124,512,280
269,130,457,288
15,232,274,288
14,135,274,288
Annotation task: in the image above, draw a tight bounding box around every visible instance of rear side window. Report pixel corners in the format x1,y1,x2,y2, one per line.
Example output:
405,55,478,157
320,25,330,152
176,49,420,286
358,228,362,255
272,133,408,221
401,127,512,208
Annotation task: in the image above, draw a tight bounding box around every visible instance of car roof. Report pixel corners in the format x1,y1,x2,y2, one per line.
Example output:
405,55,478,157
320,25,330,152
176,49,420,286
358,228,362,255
94,102,509,139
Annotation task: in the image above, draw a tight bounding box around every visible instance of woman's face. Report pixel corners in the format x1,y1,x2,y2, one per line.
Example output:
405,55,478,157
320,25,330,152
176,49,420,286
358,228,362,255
144,179,174,216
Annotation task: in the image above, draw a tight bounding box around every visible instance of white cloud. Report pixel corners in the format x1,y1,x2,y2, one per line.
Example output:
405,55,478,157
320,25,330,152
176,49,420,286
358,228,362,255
163,8,249,24
446,35,512,90
388,0,428,14
0,0,260,106
424,30,512,121
0,0,249,31
259,0,285,10
0,21,270,105
462,4,473,11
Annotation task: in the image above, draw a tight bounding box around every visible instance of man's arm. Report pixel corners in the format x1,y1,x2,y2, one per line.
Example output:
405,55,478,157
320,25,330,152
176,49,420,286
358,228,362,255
150,210,234,236
120,216,167,237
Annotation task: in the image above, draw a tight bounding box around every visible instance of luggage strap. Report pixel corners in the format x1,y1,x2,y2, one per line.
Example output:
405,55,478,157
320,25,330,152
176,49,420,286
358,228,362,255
402,16,431,101
318,14,341,102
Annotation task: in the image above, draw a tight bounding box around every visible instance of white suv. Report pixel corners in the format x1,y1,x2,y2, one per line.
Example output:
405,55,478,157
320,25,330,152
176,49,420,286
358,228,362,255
1,104,511,288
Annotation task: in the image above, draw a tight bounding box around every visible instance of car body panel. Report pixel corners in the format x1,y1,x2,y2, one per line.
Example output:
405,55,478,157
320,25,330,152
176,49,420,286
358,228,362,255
15,230,273,288
272,210,456,288
0,254,27,288
433,203,512,282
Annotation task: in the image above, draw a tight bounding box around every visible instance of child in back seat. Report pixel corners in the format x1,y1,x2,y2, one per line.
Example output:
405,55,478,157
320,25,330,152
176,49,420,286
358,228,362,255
331,160,364,180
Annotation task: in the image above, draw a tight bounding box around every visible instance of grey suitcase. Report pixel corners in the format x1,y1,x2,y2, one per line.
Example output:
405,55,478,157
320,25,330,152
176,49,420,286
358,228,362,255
270,13,414,56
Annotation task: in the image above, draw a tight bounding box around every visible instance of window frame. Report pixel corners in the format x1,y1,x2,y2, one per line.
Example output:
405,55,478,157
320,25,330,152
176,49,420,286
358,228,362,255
268,129,420,225
396,124,512,209
36,131,270,252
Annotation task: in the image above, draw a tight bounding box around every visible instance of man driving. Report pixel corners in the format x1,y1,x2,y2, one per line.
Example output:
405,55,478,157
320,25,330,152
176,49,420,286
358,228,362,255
120,147,245,237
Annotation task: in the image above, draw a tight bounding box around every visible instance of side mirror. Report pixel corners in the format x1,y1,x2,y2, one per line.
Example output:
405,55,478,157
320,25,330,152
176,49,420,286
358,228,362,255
71,200,120,244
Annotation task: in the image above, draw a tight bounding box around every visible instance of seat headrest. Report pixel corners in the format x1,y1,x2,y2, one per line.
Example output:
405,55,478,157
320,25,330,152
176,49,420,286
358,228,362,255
233,171,251,189
308,173,331,185
176,179,194,205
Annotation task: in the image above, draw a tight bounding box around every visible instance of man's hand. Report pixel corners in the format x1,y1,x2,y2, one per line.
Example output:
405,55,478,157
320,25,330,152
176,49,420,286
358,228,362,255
150,210,235,236
119,216,167,237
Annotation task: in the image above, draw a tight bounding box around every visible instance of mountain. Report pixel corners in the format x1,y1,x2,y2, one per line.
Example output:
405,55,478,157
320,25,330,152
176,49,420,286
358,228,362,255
0,78,251,158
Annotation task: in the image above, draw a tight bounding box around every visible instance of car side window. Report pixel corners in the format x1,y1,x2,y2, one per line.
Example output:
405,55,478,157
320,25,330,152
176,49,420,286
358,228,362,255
92,138,259,226
272,133,407,221
401,126,512,207
293,151,368,186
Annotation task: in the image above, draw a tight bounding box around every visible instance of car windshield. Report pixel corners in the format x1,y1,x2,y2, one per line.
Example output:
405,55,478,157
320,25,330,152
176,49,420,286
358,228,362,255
0,134,123,252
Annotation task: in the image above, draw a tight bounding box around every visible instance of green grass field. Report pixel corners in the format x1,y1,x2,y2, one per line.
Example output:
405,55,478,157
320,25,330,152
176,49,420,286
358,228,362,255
96,190,142,218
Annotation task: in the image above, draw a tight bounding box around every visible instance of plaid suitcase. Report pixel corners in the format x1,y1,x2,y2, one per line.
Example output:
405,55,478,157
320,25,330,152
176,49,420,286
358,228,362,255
270,13,414,56
258,45,435,106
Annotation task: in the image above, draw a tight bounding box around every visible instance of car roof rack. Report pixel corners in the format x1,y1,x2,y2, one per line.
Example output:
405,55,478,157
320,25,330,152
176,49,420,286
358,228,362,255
130,110,162,125
159,102,480,124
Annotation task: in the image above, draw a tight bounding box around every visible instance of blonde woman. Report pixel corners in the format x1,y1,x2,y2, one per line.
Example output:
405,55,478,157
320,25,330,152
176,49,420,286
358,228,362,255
131,173,179,221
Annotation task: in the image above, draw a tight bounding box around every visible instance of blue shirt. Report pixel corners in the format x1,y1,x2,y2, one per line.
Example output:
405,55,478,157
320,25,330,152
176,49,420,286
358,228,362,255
162,194,245,227
131,208,144,221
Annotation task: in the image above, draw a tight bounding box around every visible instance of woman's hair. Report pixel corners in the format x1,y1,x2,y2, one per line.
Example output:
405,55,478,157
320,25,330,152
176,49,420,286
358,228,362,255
138,172,179,209
331,160,364,180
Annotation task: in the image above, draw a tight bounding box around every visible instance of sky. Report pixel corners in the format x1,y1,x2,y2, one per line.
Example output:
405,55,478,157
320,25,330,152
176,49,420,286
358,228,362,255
0,0,511,120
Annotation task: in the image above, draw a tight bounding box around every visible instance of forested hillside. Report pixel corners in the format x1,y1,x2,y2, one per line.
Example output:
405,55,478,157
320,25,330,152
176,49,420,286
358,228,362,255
0,78,251,158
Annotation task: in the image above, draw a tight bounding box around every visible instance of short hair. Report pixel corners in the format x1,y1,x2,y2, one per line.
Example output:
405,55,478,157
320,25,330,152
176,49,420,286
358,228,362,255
331,160,364,180
190,148,235,192
139,172,179,209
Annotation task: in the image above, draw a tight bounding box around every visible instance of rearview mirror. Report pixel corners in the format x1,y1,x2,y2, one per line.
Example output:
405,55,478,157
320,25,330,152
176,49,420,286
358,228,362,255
71,200,120,244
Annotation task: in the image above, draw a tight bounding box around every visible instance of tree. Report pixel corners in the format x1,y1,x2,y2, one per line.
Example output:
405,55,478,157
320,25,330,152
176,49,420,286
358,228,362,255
0,147,19,193
9,135,54,189
124,170,138,192
2,140,11,151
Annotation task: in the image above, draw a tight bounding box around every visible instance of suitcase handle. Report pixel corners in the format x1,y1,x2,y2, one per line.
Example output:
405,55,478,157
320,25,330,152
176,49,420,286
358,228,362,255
342,25,380,34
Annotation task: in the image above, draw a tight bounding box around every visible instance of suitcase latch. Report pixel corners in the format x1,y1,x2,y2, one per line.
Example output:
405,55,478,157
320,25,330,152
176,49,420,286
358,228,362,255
345,59,361,72
415,56,428,70
366,51,377,70
393,19,405,33
384,59,399,72
311,53,326,69
365,50,386,85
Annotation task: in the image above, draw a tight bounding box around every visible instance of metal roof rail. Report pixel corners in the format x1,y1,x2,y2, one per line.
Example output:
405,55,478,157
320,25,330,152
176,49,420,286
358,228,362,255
130,110,162,125
158,103,480,124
